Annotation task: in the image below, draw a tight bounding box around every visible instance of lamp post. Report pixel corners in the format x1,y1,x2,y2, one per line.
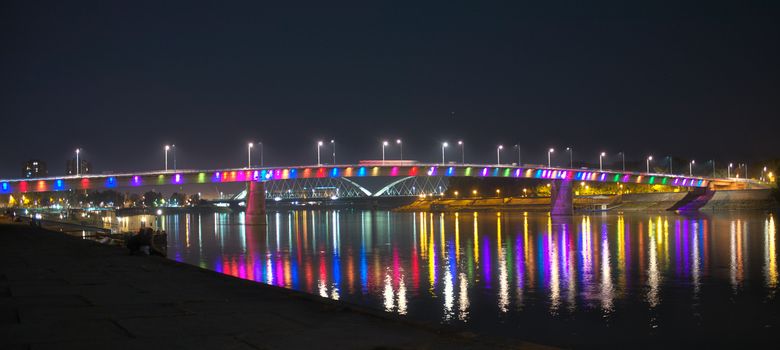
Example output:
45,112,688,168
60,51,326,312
317,141,323,165
396,139,403,160
247,142,253,168
514,144,521,165
728,163,733,178
75,148,81,176
330,140,336,164
599,152,606,171
547,148,554,167
496,145,503,164
382,141,389,163
172,144,176,170
646,156,653,173
689,160,695,176
618,152,626,171
442,142,448,164
711,160,716,178
457,140,464,164
668,156,673,174
566,147,573,168
259,142,264,167
763,166,768,182
164,145,170,171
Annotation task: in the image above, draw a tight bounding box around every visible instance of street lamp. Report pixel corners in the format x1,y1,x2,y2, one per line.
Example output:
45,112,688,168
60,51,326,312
566,147,573,168
618,152,626,171
646,156,653,173
396,139,403,160
763,166,768,182
442,142,448,164
514,144,521,165
728,163,733,178
496,145,503,164
599,152,606,171
259,142,264,167
547,148,554,167
75,148,81,176
331,140,336,164
689,160,695,176
668,156,674,174
164,145,170,171
382,141,389,163
171,144,176,170
457,140,464,164
247,142,253,168
317,141,323,165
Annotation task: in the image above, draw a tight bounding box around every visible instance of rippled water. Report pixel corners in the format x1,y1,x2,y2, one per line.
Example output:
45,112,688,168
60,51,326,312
122,210,779,347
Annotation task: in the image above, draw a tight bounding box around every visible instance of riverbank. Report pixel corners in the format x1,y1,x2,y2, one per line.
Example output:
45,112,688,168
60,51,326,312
397,189,778,212
0,219,552,349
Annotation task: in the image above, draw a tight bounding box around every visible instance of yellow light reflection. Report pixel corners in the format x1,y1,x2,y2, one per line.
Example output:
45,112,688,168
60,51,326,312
766,215,777,289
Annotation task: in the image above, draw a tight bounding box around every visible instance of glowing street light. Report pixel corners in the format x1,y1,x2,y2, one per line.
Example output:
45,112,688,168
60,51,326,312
164,145,170,171
457,140,464,164
317,141,323,165
565,147,573,168
172,144,177,170
247,142,253,168
396,139,403,160
330,140,336,164
599,152,606,171
547,148,554,167
75,148,81,176
382,141,389,163
646,156,653,173
442,142,448,164
689,160,695,176
496,145,503,164
728,163,733,178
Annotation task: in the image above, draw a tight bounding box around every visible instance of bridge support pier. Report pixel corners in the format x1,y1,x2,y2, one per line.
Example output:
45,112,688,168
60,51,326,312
550,179,573,216
246,181,266,225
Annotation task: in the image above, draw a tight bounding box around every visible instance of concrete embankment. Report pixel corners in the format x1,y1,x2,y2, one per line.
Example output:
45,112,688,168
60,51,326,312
0,219,551,350
397,189,778,212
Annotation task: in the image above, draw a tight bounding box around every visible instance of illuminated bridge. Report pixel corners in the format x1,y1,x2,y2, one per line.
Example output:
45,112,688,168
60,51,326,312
1,162,744,219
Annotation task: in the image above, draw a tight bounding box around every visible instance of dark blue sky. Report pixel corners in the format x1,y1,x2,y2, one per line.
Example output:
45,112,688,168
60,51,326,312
1,1,778,177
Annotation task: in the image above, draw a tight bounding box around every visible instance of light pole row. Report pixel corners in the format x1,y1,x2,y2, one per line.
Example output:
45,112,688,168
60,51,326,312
108,142,765,179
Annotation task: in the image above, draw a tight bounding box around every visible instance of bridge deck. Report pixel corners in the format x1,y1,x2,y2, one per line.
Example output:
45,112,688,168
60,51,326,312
0,163,724,194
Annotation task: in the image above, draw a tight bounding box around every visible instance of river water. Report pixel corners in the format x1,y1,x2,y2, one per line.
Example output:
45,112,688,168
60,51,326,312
120,210,778,347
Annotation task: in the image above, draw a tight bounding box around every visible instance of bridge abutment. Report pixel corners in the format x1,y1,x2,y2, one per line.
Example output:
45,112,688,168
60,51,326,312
550,179,573,216
246,181,266,225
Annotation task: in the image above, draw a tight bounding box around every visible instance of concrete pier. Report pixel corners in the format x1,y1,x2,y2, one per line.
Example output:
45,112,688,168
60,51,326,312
549,180,574,215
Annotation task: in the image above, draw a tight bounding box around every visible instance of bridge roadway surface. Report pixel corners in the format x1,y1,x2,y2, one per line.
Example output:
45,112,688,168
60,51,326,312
0,218,553,350
0,163,717,194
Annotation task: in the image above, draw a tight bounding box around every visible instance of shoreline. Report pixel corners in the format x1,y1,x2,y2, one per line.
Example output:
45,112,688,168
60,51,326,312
0,218,554,349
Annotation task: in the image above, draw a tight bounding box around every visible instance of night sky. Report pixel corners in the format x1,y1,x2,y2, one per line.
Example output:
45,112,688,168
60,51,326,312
1,1,778,178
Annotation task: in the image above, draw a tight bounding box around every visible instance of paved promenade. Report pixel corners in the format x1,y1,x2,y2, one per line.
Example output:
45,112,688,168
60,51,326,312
0,220,551,350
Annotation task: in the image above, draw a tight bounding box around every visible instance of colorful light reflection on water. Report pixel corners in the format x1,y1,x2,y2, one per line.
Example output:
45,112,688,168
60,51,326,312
137,211,778,346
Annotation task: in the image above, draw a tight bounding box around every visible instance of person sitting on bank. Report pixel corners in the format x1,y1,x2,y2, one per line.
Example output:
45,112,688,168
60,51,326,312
127,228,153,255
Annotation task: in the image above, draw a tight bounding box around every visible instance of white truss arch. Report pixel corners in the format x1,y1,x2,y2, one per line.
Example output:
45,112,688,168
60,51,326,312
372,176,448,197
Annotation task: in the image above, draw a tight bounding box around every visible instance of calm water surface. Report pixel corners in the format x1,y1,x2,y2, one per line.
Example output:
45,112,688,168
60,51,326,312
122,210,779,347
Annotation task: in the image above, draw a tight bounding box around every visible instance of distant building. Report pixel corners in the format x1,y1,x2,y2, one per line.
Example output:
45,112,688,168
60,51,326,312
66,158,92,175
22,160,47,178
